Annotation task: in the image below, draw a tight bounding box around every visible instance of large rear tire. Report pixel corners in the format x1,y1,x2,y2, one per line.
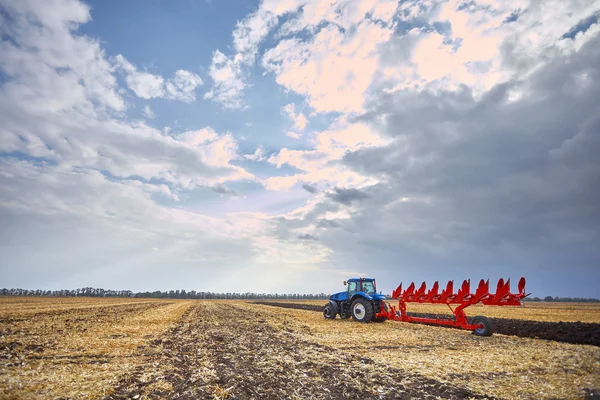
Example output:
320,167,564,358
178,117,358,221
372,302,388,323
471,315,493,336
323,303,336,319
351,298,374,323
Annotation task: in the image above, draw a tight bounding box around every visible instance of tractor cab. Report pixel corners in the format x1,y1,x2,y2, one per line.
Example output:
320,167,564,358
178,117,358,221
330,278,385,302
346,278,378,296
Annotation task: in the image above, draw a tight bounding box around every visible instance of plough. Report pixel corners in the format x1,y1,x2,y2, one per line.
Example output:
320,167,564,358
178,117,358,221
324,277,529,336
380,277,529,336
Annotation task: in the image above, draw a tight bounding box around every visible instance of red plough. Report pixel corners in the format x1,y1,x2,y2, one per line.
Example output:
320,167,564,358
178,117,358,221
378,277,529,336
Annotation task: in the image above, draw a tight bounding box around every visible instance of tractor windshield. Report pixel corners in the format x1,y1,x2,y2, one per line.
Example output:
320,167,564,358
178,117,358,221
362,280,376,294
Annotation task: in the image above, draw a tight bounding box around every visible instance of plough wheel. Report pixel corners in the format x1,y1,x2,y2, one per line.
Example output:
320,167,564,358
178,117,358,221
351,298,374,323
471,315,494,337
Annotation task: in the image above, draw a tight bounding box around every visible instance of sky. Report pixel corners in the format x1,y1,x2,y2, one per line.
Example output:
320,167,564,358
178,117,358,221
0,0,599,298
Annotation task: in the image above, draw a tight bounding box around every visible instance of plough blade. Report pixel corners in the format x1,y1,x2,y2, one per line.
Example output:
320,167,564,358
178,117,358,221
391,283,402,300
393,277,527,306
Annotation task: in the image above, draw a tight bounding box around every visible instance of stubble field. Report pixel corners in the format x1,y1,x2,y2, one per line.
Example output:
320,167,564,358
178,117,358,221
1,297,599,400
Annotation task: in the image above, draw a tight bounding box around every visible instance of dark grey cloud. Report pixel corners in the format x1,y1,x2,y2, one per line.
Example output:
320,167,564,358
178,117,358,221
325,187,369,205
317,219,342,229
302,183,318,193
312,33,600,298
211,184,237,195
297,233,318,241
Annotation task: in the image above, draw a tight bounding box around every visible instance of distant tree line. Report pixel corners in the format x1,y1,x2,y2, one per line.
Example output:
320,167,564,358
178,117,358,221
1,288,598,302
525,296,600,303
0,288,133,297
0,287,330,300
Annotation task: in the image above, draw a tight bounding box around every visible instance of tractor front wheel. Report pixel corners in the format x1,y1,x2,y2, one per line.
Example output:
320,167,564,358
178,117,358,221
471,315,494,336
323,303,336,319
351,298,374,323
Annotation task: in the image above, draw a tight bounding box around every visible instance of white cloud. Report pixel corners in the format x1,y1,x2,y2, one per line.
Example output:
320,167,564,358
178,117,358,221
113,54,166,99
263,20,395,113
282,103,309,131
165,69,204,102
203,50,247,109
142,105,156,119
286,131,302,139
381,0,600,96
204,0,310,109
0,0,254,195
0,0,125,113
244,146,267,161
232,8,279,64
176,127,218,146
265,116,389,190
204,6,281,109
114,55,203,102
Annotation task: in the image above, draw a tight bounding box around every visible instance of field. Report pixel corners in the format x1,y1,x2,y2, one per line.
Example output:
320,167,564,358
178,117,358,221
1,298,599,399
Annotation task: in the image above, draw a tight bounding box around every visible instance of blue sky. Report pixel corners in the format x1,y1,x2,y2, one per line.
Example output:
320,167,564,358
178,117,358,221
1,0,599,297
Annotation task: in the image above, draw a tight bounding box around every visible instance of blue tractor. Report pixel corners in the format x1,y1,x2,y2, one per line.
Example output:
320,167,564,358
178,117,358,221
323,278,388,323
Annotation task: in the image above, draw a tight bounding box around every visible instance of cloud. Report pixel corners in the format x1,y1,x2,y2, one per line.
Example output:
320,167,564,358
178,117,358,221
0,0,125,113
325,187,369,205
297,233,318,241
204,1,305,109
321,27,599,296
264,116,389,190
2,0,600,298
286,131,302,139
232,7,279,64
114,55,203,102
142,105,156,119
165,70,204,102
302,183,318,193
257,0,600,297
258,0,403,114
378,0,600,96
282,103,308,131
263,20,395,114
0,158,265,289
0,0,255,197
211,183,238,196
316,219,342,229
244,146,267,161
206,0,400,111
203,50,247,109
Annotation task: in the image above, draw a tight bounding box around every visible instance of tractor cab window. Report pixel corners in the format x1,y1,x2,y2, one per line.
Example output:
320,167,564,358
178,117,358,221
362,281,376,294
348,281,358,294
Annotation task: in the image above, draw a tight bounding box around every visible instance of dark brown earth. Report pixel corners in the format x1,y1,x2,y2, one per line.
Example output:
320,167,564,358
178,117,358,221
254,301,600,347
106,303,495,400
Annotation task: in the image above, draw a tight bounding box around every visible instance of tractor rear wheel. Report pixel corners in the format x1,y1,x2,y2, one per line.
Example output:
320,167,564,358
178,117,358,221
323,303,336,319
471,315,493,336
351,298,374,323
372,302,388,323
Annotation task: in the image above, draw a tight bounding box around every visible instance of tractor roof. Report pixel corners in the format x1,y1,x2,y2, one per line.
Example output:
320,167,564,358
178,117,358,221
347,277,375,282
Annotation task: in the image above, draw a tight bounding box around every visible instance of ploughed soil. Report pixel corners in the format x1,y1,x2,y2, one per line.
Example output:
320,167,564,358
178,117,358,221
106,303,494,399
254,302,600,347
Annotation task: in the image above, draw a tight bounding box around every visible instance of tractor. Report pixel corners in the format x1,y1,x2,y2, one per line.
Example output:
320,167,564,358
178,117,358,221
322,278,387,323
